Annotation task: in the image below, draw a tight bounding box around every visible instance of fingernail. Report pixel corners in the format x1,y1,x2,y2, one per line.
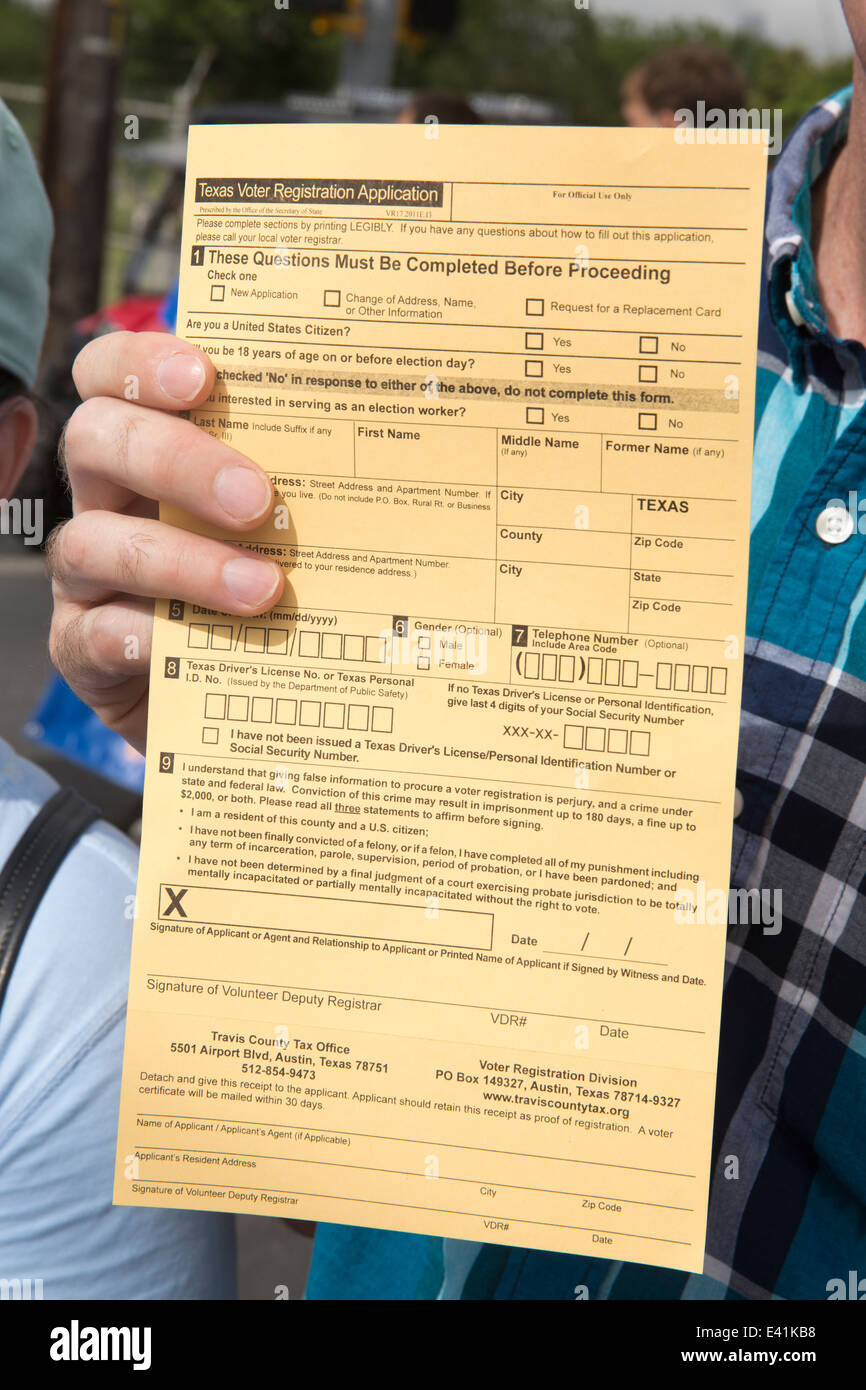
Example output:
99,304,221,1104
223,556,281,606
214,466,271,521
157,352,207,401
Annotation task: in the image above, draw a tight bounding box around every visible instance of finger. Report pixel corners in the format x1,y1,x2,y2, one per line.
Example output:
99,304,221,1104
49,598,153,753
62,396,275,527
48,509,285,611
72,331,216,411
50,594,154,687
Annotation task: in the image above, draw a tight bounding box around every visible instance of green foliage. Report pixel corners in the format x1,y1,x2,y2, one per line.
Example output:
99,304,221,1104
124,0,340,102
0,0,854,139
394,0,609,122
395,5,853,137
0,0,48,83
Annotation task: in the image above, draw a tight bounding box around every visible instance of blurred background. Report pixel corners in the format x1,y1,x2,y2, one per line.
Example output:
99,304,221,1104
0,0,854,1298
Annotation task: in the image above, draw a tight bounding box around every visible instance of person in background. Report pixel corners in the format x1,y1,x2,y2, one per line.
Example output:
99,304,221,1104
621,43,748,128
0,98,236,1300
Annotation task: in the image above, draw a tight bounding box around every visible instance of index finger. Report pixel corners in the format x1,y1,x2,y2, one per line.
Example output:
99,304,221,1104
72,331,217,411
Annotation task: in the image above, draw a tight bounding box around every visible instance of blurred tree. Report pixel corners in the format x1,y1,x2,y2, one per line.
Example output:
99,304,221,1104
123,0,341,101
0,0,49,84
396,6,853,136
395,0,609,122
0,0,854,138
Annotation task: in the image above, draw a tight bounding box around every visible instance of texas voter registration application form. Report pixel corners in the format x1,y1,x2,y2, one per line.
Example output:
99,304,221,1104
115,123,767,1272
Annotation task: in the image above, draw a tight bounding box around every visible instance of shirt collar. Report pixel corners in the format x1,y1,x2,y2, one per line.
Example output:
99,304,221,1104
766,86,851,344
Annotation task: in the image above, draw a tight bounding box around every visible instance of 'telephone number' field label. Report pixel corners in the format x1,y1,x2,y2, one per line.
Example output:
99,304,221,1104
115,123,767,1273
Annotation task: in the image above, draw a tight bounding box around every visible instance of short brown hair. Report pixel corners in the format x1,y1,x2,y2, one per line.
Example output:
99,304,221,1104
625,44,748,120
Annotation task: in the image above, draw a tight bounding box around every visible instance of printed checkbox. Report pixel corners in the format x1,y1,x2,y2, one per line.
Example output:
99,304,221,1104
371,707,394,733
639,364,658,383
417,656,430,671
324,702,345,728
201,727,219,745
524,360,544,378
276,699,297,725
525,331,544,350
638,413,657,430
347,705,369,731
639,335,658,353
324,289,341,307
526,298,545,316
204,694,226,720
526,407,545,425
210,284,225,302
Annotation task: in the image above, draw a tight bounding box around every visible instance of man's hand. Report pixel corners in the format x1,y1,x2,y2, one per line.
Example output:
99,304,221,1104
48,332,285,753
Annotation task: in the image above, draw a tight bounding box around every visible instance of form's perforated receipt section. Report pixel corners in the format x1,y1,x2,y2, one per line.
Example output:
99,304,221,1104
115,124,767,1273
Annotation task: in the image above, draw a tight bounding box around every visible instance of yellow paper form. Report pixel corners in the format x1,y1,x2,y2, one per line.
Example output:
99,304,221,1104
115,123,767,1273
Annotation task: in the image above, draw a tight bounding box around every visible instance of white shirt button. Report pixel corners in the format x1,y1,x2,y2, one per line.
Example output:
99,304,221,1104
733,788,744,819
785,287,806,327
815,505,854,545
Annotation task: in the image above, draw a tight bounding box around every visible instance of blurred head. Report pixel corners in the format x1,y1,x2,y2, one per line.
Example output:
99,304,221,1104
621,44,748,128
397,89,483,125
0,99,52,500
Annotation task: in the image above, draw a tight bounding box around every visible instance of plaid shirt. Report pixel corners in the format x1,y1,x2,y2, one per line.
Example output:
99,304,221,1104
306,91,866,1300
